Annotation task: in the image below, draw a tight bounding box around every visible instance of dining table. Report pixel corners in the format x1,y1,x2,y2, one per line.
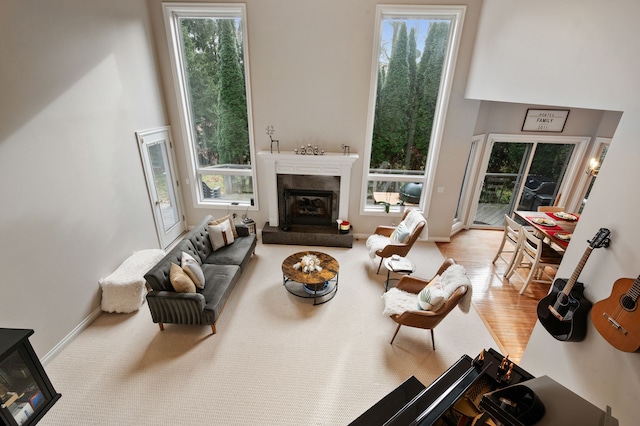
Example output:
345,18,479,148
514,210,580,250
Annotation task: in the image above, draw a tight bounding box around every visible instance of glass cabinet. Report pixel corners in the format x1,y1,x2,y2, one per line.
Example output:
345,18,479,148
0,329,60,426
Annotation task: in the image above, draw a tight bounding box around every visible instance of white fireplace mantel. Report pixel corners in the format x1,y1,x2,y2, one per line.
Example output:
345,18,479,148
258,151,359,227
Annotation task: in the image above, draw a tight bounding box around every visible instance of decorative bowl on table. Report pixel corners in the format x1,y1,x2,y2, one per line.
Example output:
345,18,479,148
532,217,556,227
555,232,572,241
554,212,578,221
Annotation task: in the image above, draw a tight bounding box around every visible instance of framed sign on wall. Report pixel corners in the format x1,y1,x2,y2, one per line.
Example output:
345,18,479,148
522,109,570,132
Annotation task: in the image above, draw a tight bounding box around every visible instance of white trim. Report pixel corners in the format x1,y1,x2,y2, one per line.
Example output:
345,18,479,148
469,133,590,228
258,151,359,227
453,134,485,232
567,137,611,211
162,3,257,209
41,308,102,365
136,126,186,248
360,5,466,216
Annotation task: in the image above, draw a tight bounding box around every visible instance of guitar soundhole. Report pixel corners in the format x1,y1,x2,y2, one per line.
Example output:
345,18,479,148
620,295,637,311
557,293,569,307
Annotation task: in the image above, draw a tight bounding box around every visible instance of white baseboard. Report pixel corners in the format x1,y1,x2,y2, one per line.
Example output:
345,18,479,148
41,307,102,366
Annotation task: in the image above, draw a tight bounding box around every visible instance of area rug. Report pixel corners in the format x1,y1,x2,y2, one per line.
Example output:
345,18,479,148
41,240,498,425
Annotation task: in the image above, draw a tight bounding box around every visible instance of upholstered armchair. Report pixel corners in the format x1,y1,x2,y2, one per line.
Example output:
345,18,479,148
382,258,471,349
366,209,427,273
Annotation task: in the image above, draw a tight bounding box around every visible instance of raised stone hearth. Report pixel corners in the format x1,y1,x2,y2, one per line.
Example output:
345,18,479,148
262,223,353,248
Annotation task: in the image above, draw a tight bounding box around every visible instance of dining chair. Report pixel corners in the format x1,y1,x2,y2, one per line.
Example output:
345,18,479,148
537,206,565,212
536,206,569,250
492,214,523,276
505,227,563,295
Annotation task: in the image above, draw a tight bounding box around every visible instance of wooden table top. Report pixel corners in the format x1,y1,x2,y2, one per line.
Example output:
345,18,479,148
282,251,339,285
514,210,580,249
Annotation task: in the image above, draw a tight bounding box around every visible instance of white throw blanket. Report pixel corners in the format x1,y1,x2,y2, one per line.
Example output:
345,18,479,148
382,264,473,316
365,210,427,259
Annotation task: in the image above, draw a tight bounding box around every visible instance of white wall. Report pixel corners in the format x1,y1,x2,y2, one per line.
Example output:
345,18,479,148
0,0,167,357
468,1,640,423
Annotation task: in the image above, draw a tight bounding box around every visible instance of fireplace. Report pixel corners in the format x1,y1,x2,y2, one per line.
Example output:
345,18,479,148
258,151,359,247
285,189,334,226
278,173,340,228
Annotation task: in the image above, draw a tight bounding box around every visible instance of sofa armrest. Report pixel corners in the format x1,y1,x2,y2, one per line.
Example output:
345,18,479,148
146,290,207,325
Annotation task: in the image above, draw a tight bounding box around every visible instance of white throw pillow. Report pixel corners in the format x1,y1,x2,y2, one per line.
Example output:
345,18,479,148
181,252,205,289
209,214,238,238
208,220,235,251
390,222,410,243
417,281,446,311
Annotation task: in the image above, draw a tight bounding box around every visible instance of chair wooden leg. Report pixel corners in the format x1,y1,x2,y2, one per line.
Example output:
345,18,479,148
390,324,402,344
158,322,164,331
377,258,383,274
211,324,216,334
430,329,435,350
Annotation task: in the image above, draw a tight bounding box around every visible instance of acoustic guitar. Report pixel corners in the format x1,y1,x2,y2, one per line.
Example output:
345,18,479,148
537,228,611,342
591,275,640,352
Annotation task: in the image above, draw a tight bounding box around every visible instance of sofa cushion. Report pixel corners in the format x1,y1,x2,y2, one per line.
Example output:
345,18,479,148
181,251,205,289
203,234,256,269
199,264,241,317
210,214,238,238
208,220,235,251
169,263,196,293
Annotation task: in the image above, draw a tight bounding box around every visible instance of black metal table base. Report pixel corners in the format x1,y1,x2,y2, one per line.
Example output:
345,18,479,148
283,274,339,305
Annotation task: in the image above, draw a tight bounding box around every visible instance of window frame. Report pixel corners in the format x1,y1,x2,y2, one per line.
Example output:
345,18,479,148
360,5,466,216
162,2,257,208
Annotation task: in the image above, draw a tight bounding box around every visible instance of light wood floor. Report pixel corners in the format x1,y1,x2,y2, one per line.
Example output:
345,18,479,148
436,229,555,363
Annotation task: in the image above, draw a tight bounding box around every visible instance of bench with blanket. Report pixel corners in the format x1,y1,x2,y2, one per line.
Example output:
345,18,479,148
144,214,257,333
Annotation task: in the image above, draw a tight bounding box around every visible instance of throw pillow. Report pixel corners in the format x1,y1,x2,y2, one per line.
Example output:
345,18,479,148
390,222,410,243
209,214,238,238
417,280,446,311
208,220,235,251
181,252,205,289
169,263,196,293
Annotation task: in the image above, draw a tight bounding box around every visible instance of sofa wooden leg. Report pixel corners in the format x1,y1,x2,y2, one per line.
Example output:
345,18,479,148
211,324,216,334
158,323,164,331
390,324,401,344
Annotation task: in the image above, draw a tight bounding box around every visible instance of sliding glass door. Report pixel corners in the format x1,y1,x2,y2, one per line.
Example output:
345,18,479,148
470,134,588,228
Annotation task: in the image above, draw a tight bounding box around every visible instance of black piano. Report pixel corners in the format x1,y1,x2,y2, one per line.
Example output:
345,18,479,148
350,348,618,426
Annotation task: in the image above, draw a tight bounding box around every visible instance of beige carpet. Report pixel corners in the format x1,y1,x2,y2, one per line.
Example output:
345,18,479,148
41,240,498,425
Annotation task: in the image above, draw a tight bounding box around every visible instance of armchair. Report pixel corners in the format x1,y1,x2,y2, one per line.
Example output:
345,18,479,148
383,258,471,349
366,209,426,273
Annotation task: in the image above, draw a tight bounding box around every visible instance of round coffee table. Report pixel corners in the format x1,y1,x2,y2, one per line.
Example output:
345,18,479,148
282,251,339,305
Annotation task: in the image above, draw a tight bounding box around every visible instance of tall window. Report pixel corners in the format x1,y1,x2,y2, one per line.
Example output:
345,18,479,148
163,3,255,206
363,6,465,213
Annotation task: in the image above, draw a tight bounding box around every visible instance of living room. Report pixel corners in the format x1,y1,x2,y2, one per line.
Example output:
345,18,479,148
1,0,638,424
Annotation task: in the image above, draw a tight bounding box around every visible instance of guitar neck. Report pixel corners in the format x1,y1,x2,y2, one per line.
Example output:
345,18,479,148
629,276,640,301
562,246,594,295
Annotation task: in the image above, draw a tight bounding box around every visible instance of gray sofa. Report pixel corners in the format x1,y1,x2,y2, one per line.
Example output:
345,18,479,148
144,215,257,333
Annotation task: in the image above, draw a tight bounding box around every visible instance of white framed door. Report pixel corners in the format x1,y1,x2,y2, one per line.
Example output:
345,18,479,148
466,134,589,228
136,126,186,248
